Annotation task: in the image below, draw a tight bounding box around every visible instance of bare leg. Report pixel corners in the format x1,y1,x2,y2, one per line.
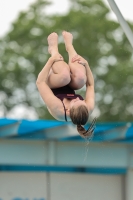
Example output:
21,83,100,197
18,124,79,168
62,31,87,90
47,32,71,89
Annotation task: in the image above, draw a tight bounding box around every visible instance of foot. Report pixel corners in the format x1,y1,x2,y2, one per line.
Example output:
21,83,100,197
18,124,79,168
62,31,73,51
47,32,58,55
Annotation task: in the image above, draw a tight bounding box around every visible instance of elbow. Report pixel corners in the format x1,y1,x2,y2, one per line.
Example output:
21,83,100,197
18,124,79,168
36,80,39,86
36,77,47,86
36,74,44,85
86,82,94,87
36,73,40,85
36,79,42,86
36,79,43,86
87,78,94,86
36,77,40,85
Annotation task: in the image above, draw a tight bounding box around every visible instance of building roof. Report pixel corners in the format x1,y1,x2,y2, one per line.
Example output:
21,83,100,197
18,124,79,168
0,118,133,143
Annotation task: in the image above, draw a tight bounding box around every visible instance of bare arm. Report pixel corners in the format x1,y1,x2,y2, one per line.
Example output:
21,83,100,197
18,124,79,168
84,63,95,112
81,62,94,86
72,55,95,112
36,58,53,84
36,54,63,111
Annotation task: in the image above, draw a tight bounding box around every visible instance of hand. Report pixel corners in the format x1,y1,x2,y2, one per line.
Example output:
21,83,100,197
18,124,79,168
50,53,64,63
72,54,88,67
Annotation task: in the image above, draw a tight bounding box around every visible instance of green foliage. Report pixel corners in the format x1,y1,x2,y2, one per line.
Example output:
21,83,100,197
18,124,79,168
0,0,133,121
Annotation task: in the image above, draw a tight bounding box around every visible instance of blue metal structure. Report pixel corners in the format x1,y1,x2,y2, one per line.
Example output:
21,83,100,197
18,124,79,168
0,118,133,142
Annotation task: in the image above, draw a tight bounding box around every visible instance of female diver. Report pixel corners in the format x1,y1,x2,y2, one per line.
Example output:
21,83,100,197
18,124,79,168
36,31,96,138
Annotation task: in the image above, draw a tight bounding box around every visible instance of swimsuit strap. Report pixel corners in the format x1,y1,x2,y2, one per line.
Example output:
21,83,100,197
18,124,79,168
61,101,67,122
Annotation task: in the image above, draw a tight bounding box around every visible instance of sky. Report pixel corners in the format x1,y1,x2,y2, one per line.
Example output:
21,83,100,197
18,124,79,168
0,0,133,37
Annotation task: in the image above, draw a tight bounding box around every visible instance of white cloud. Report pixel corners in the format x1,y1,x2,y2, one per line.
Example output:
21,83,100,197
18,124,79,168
0,0,69,37
104,0,133,22
0,0,133,37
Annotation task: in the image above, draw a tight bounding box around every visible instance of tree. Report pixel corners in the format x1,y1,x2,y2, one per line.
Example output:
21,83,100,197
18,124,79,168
0,0,133,121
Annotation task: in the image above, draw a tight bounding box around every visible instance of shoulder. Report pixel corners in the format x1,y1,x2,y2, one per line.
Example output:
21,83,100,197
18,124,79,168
47,106,66,121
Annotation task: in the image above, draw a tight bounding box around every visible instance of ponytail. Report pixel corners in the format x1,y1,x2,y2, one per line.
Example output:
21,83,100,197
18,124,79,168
77,117,97,139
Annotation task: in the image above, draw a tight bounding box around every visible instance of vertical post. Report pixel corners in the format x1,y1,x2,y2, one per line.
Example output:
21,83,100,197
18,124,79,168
107,0,133,48
125,152,133,200
46,173,51,200
46,141,56,200
47,141,56,165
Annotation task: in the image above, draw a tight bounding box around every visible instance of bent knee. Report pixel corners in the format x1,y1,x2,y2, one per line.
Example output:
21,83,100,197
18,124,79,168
70,73,86,89
74,72,86,84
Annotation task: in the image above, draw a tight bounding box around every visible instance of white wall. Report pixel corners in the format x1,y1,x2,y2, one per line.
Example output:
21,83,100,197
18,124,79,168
51,173,124,200
0,172,124,200
0,172,47,200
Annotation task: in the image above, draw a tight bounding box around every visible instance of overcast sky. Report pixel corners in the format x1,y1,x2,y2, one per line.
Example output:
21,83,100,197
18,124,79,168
0,0,133,37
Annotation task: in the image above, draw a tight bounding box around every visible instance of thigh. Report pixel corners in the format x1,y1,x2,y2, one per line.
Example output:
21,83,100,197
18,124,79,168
68,62,87,90
47,61,71,89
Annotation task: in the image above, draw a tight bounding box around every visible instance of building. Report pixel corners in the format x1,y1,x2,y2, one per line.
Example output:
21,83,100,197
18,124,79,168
0,118,133,200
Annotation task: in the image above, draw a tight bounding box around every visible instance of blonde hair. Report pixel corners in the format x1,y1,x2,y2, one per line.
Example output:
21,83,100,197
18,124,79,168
70,105,97,139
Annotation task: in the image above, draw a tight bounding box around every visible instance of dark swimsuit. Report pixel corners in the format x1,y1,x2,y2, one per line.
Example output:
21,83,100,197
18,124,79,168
51,85,84,122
